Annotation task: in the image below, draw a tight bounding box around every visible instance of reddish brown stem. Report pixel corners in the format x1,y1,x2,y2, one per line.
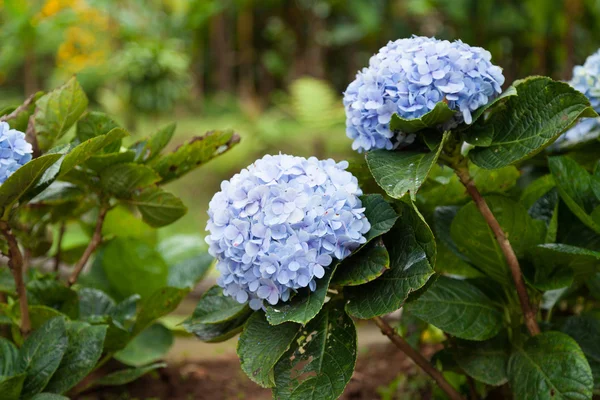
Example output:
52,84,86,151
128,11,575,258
67,205,108,287
372,316,465,400
0,221,31,336
453,166,540,336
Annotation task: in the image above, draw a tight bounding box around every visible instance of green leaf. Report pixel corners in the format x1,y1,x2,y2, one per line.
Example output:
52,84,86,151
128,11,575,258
59,128,128,177
44,323,107,394
85,150,136,172
90,362,166,388
237,312,299,388
99,163,161,197
333,237,389,286
34,77,89,151
549,156,600,233
346,201,435,319
452,334,509,386
125,187,187,228
77,288,116,321
166,253,212,289
561,316,600,390
27,278,78,318
18,317,69,399
361,194,398,241
0,91,44,132
0,337,19,376
29,182,83,205
532,244,600,279
521,174,556,210
405,276,503,340
76,111,121,152
0,153,62,219
390,102,455,134
273,302,357,400
115,323,173,367
133,286,190,336
265,264,338,325
451,195,545,285
184,286,248,325
102,206,157,244
366,132,449,200
183,309,252,343
151,130,240,184
508,331,593,400
528,188,560,243
131,123,176,162
462,85,519,143
102,238,169,299
468,77,597,169
0,373,26,400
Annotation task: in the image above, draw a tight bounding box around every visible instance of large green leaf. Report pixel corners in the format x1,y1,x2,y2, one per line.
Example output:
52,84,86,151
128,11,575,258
151,130,240,184
468,77,597,169
184,286,248,325
59,128,128,177
508,331,593,400
0,373,26,400
85,150,136,172
451,195,545,285
0,92,44,132
166,253,213,289
0,337,19,376
532,244,600,279
273,302,357,400
366,132,449,200
405,276,503,340
131,123,176,163
102,238,169,299
333,237,389,286
521,174,556,210
549,156,600,233
158,234,212,288
183,309,252,342
115,323,173,367
125,187,187,228
99,163,161,197
345,201,435,319
237,312,299,388
265,264,338,325
561,316,600,389
361,194,398,241
44,323,107,394
34,77,89,151
132,286,190,336
88,362,166,388
29,182,83,206
390,102,455,134
18,317,69,399
77,287,116,321
452,334,509,386
76,111,121,152
27,278,79,318
0,153,62,219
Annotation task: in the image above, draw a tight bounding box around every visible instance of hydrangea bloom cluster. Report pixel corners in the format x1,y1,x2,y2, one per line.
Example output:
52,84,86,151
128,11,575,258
554,49,600,147
0,122,33,184
206,154,371,310
343,36,505,152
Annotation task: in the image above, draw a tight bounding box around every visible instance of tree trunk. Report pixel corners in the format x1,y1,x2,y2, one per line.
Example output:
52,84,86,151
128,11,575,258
210,12,233,93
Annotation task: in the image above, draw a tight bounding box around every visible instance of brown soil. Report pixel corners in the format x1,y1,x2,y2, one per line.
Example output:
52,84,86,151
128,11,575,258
78,343,436,400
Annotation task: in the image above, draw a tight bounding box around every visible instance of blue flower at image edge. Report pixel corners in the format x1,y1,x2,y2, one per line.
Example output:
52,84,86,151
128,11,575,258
0,122,33,184
344,36,505,152
554,49,600,147
205,154,371,310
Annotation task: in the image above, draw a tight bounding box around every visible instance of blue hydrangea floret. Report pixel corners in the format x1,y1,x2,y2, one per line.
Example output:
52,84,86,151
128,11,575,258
205,154,371,310
0,122,33,184
554,49,600,147
343,36,505,152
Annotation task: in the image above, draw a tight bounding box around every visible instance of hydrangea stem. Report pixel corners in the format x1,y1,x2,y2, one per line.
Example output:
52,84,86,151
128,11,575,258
67,204,109,287
443,150,540,337
372,316,465,400
0,221,31,336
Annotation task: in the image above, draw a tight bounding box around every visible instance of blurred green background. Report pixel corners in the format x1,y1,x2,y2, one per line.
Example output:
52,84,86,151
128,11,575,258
2,0,599,238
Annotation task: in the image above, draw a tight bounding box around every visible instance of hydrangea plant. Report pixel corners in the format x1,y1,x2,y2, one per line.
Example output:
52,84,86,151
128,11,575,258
188,38,600,400
0,77,238,398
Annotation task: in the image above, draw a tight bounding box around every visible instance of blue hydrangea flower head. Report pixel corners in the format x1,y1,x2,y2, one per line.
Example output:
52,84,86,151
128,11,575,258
554,49,600,147
0,122,33,184
344,36,505,152
205,154,371,310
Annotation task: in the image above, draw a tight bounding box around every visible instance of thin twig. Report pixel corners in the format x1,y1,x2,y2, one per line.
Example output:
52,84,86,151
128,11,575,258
67,205,109,287
0,221,31,336
453,165,540,336
372,316,465,400
54,222,66,274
